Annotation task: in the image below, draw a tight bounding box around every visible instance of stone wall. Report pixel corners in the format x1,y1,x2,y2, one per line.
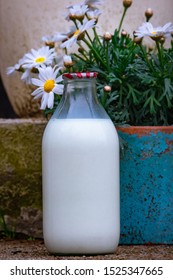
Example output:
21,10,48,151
0,119,46,238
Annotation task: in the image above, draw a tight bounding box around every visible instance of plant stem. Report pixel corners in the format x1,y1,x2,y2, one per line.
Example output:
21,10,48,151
156,40,164,69
85,14,102,46
139,45,155,73
85,30,93,45
73,53,87,62
73,19,79,29
105,41,110,70
82,37,108,69
125,42,137,60
93,27,102,47
118,7,128,34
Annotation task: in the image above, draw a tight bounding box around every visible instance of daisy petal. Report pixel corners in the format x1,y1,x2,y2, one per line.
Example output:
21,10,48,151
40,93,49,110
32,78,44,87
47,92,54,109
54,84,64,95
31,87,43,97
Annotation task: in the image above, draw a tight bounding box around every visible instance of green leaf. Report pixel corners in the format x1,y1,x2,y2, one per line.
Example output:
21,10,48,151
164,78,173,108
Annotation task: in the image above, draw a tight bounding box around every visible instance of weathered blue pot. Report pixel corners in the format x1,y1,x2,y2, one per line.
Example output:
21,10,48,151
117,126,173,244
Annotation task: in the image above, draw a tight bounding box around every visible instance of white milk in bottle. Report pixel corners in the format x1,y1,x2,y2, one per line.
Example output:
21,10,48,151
42,72,120,254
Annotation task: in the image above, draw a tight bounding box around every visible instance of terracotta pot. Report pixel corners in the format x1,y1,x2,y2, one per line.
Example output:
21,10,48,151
117,126,173,244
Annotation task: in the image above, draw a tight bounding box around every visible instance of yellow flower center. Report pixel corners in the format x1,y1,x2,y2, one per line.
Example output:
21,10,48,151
35,56,46,63
74,29,81,37
44,79,55,93
151,31,157,35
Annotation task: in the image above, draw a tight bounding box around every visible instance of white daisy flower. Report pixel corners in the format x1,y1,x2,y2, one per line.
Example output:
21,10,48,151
6,58,23,75
43,27,76,46
42,33,68,44
21,69,32,84
60,19,96,49
66,4,88,21
42,35,56,46
82,0,103,8
161,22,173,37
31,66,64,110
53,33,68,42
86,8,102,20
6,63,20,75
134,22,173,39
42,35,55,44
22,46,56,70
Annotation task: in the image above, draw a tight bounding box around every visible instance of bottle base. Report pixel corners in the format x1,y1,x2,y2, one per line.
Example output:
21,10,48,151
44,239,119,255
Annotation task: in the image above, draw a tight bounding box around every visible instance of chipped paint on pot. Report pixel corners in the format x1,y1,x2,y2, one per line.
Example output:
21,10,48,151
117,126,173,244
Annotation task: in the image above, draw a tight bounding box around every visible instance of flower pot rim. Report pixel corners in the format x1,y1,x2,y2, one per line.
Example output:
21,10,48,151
117,125,173,135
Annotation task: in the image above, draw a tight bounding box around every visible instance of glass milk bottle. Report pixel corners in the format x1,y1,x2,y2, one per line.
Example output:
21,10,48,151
42,72,120,254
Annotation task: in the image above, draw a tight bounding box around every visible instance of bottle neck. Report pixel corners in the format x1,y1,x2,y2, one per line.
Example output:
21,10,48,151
64,78,98,111
52,78,109,119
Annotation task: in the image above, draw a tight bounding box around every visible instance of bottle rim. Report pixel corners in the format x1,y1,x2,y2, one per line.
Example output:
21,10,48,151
63,72,97,80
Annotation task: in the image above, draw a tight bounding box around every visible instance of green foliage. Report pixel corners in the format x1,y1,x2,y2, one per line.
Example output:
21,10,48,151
0,210,16,239
72,28,173,125
10,0,173,126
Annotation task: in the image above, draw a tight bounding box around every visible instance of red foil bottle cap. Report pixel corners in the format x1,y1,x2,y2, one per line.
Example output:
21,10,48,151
63,72,97,79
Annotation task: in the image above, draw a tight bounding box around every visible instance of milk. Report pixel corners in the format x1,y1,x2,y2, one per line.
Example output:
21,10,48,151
42,118,120,254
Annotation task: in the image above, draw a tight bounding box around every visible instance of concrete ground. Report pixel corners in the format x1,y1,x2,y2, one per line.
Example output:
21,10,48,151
0,239,172,260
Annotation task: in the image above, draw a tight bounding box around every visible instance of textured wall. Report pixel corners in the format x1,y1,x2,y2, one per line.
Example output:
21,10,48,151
0,119,46,237
0,0,173,116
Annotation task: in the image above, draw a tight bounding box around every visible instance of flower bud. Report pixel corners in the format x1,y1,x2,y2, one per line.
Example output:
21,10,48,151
78,47,85,53
145,8,153,21
123,0,132,8
160,36,165,44
45,42,55,48
121,29,127,37
133,36,143,45
63,55,73,68
104,85,112,92
148,46,153,52
103,32,112,41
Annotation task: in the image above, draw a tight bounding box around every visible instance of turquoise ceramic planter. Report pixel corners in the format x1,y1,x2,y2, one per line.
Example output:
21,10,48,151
117,126,173,244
